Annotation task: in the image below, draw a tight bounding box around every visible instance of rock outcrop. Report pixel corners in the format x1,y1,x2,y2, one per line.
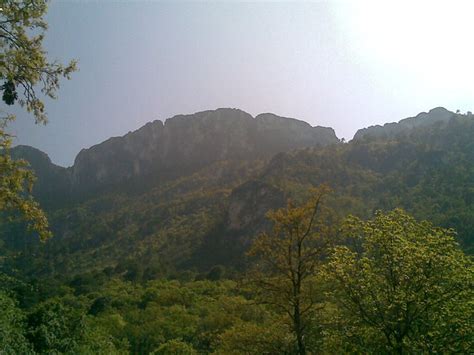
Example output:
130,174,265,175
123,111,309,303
71,108,339,190
13,108,339,199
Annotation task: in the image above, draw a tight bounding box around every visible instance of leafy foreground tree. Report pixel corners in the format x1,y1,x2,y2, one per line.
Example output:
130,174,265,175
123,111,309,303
0,0,76,240
326,209,474,353
247,186,333,355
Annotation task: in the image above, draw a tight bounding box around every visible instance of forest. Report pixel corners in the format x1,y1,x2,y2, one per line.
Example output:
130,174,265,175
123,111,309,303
1,1,473,354
1,195,473,354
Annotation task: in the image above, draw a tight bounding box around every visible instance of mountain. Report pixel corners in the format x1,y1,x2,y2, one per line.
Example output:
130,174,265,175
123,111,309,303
12,108,339,199
353,107,457,141
4,107,474,278
70,108,338,192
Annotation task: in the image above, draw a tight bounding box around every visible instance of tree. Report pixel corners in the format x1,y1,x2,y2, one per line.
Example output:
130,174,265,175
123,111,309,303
26,299,85,353
247,186,332,355
0,291,31,353
326,209,474,353
0,0,76,240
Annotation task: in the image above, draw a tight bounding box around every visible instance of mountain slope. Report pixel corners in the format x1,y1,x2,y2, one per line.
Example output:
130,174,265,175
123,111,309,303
248,111,474,251
4,108,474,278
11,108,339,201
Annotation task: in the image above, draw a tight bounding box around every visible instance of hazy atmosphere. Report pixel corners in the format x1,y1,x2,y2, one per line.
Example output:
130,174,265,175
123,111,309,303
10,0,474,166
2,1,474,353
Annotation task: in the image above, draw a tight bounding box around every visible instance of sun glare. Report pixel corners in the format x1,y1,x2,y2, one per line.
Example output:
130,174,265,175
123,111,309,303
336,0,474,89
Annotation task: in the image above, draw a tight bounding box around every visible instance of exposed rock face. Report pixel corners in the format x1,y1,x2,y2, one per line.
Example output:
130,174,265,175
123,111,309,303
71,108,339,190
254,113,339,155
353,107,455,141
12,108,338,199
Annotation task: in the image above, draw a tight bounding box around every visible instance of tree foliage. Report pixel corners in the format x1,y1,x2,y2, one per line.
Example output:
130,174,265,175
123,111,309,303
247,185,333,354
326,209,474,353
0,291,31,354
0,0,76,240
0,0,76,123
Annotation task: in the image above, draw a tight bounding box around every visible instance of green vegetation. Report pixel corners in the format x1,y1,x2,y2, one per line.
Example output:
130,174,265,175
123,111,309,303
262,113,474,253
326,209,473,353
3,111,474,354
6,112,474,278
247,186,332,354
1,201,472,353
1,2,473,354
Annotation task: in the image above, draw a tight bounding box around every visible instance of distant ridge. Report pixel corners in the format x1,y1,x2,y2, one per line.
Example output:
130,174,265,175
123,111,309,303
12,108,339,197
6,106,474,275
353,107,456,141
70,108,338,190
13,106,470,202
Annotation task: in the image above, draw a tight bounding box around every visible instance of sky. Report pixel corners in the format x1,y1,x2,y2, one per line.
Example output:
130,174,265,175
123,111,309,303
8,0,474,167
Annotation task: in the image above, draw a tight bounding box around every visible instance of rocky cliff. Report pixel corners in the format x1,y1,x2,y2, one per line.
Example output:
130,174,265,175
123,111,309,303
70,108,339,190
13,108,339,198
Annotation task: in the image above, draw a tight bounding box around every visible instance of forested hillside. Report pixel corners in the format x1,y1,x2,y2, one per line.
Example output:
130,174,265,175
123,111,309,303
3,107,474,276
2,1,473,353
1,107,473,353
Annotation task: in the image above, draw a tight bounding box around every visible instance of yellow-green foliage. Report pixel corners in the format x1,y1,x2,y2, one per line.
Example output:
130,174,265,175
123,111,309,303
325,209,474,353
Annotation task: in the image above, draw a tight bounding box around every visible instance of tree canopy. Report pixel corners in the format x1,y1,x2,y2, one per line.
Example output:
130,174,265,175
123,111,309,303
325,209,474,353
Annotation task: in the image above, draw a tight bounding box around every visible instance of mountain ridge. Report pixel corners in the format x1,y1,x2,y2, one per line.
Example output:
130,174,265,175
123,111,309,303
4,106,474,277
11,106,463,203
13,108,340,198
15,106,461,169
353,106,458,141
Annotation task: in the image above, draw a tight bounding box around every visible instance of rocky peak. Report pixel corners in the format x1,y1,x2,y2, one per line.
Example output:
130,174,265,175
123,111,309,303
70,108,339,190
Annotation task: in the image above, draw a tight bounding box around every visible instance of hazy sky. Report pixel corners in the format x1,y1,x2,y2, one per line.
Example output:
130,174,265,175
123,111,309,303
9,0,474,166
